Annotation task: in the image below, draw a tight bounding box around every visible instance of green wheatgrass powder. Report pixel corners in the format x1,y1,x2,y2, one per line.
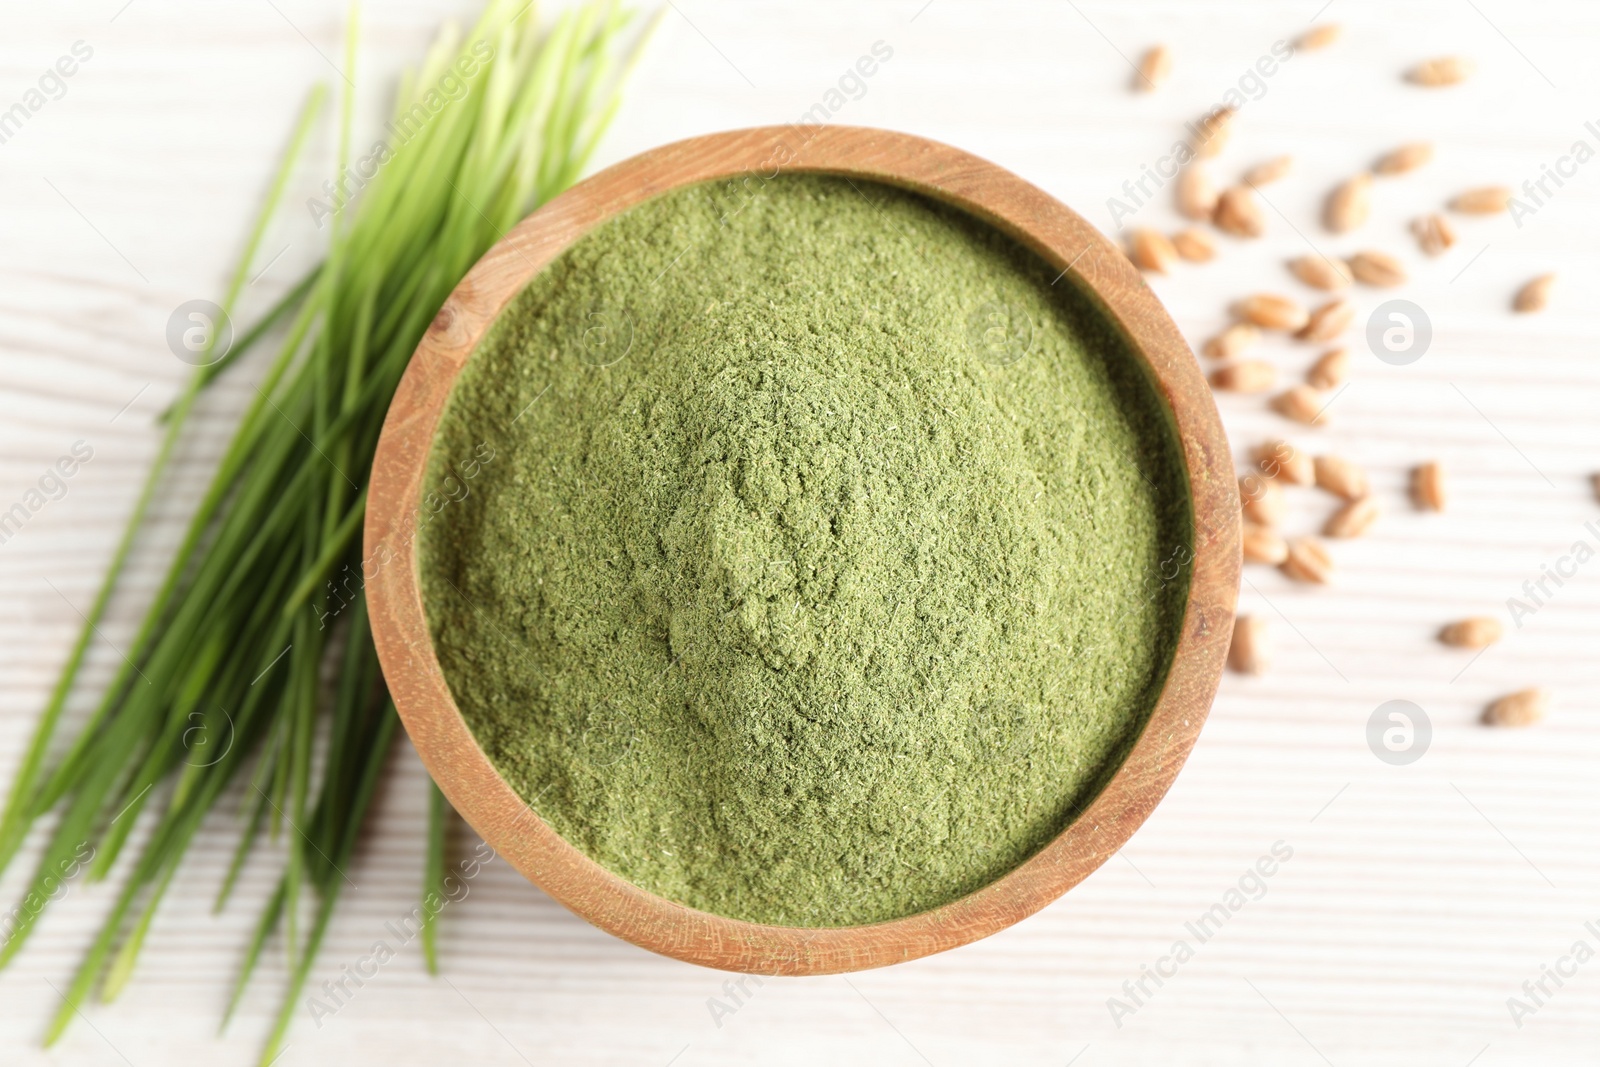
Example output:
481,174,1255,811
418,173,1191,927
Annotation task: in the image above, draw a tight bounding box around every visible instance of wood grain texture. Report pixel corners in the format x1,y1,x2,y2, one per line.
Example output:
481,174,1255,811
366,124,1239,976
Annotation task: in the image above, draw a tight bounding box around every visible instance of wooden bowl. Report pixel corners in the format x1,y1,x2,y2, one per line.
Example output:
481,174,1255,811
365,126,1239,975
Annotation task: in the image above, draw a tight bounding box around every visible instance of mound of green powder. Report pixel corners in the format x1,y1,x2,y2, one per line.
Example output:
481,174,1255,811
419,173,1190,927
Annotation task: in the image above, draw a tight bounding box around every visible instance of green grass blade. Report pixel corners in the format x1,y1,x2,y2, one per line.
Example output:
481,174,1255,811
8,6,647,1055
222,875,287,1030
257,704,396,1066
421,780,446,974
215,782,271,913
160,266,323,419
0,87,328,876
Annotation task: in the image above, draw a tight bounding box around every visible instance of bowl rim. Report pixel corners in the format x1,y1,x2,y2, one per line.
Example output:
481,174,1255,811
364,124,1240,975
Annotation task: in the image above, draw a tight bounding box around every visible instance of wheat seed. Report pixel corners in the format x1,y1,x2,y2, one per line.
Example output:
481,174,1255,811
1483,687,1548,728
1513,273,1556,313
1214,185,1264,237
1410,213,1456,256
1171,227,1216,262
1440,616,1502,649
1255,439,1314,485
1307,347,1349,390
1176,164,1218,220
1228,615,1271,674
1295,23,1342,51
1348,250,1407,287
1411,461,1446,511
1202,321,1260,360
1287,255,1353,291
1129,228,1179,273
1281,537,1334,583
1211,361,1278,393
1324,496,1380,538
1450,186,1511,214
1325,173,1372,233
1408,56,1474,87
1297,298,1355,342
1271,385,1329,425
1373,142,1434,175
1136,45,1172,91
1314,454,1368,500
1242,523,1290,564
1244,155,1294,185
1193,106,1235,159
1240,474,1287,526
1235,294,1308,331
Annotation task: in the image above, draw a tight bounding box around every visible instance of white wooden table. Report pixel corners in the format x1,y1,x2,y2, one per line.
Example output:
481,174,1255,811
3,1,1599,1063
